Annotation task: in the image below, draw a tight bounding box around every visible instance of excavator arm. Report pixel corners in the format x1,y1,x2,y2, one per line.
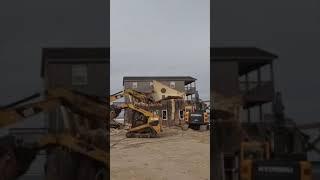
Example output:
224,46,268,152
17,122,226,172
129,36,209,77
37,134,107,163
119,103,155,118
0,133,107,180
110,88,153,103
0,98,61,127
0,88,109,179
1,88,109,128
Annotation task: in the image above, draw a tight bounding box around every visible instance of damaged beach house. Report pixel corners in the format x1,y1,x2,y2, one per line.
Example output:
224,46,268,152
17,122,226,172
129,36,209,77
122,76,205,127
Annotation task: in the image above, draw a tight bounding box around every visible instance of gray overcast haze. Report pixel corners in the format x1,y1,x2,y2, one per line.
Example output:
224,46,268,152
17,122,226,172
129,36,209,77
111,0,210,100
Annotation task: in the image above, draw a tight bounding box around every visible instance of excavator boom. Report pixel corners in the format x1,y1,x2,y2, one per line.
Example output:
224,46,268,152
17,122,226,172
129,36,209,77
0,98,61,127
110,89,153,103
0,88,109,179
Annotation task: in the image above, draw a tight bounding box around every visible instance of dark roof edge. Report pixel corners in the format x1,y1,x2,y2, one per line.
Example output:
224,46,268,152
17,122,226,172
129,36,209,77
41,47,109,77
122,76,197,85
210,47,278,59
123,76,197,80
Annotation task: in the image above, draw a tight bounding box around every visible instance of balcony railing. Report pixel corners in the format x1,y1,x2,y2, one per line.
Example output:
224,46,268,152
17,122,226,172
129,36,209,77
185,87,196,95
239,81,274,104
239,81,272,92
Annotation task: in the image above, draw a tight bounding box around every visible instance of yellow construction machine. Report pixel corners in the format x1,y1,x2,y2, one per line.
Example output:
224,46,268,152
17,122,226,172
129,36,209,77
110,88,161,138
110,80,187,137
0,88,108,180
184,92,209,130
184,107,209,130
239,140,312,180
118,103,161,138
213,92,312,180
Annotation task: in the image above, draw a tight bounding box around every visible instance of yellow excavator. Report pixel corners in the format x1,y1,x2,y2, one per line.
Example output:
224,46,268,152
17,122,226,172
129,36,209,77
110,88,162,138
213,92,312,180
239,141,312,180
184,105,209,130
184,92,209,130
238,92,313,180
110,80,186,138
0,88,108,180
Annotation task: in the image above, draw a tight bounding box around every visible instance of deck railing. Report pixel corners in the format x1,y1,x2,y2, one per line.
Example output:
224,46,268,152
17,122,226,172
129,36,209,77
239,81,273,93
185,87,196,95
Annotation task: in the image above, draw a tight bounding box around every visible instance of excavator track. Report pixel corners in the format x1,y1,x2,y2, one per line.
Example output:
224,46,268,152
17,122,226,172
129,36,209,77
126,126,159,138
126,132,158,138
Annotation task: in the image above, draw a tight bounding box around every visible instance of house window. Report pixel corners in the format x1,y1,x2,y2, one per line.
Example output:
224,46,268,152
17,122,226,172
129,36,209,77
132,82,138,89
162,95,166,99
71,64,88,85
179,110,184,119
162,110,167,120
155,110,160,116
170,81,175,88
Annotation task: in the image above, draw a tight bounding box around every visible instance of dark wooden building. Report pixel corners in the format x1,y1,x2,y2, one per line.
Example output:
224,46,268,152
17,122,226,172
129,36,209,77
41,48,109,132
123,76,198,127
211,47,277,123
211,47,308,179
123,76,197,99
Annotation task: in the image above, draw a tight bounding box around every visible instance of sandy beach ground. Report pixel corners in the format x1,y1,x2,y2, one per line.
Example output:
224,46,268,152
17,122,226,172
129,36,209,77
110,127,210,180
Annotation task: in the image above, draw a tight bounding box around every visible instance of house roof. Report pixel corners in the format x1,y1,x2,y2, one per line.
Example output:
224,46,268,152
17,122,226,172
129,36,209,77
123,76,197,85
211,47,278,75
41,48,109,77
211,47,278,59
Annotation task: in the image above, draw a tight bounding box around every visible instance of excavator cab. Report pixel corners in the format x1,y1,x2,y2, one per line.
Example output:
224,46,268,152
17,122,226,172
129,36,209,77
240,141,270,180
240,141,312,180
183,93,209,130
184,108,209,130
240,141,270,161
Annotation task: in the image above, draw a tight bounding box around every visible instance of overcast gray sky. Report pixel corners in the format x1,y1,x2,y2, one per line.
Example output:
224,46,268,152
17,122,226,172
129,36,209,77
212,0,320,123
0,0,108,132
111,0,210,100
0,0,108,105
